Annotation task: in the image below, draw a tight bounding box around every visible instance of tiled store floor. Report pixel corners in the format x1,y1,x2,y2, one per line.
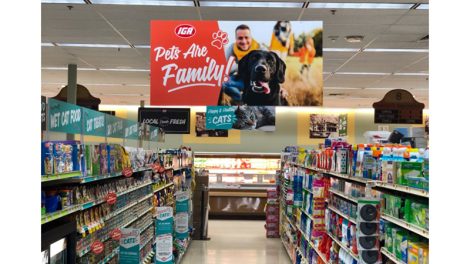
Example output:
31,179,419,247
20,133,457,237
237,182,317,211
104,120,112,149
181,220,290,264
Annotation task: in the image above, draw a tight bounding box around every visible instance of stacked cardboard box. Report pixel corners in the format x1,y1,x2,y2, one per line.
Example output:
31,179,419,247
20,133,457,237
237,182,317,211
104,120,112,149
265,188,280,238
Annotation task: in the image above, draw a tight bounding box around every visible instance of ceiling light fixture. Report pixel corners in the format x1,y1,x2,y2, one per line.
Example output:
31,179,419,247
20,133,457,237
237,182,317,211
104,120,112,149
323,48,359,52
41,43,55,47
41,0,86,3
57,43,132,48
199,1,304,8
345,35,364,43
416,4,429,10
364,48,428,53
89,0,195,6
393,72,429,76
335,72,390,76
308,3,414,10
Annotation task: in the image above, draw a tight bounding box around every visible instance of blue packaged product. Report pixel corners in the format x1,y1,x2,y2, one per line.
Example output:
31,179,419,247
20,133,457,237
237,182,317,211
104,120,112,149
99,143,108,175
41,142,54,175
52,140,80,174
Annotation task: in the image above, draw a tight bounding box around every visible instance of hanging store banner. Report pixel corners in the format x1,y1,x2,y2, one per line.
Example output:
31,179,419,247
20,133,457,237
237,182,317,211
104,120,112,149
156,207,174,236
47,98,82,134
150,20,323,106
82,108,106,137
41,96,47,131
155,234,174,264
206,106,276,131
106,115,125,138
119,228,140,264
124,120,139,140
138,107,190,134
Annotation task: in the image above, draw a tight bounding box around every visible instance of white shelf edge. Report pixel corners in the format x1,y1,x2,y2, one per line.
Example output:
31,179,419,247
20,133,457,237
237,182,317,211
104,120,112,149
381,248,406,264
327,205,357,224
372,181,429,198
329,189,359,203
381,213,429,239
280,237,295,263
326,232,359,261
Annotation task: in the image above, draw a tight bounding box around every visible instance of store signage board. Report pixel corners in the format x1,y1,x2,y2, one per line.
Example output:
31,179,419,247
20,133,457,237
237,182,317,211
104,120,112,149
206,106,235,130
47,98,82,134
138,107,190,134
156,207,173,236
174,212,189,239
150,20,324,106
373,89,425,124
119,228,140,264
155,234,174,264
82,108,106,137
106,115,125,138
41,96,47,131
175,191,190,213
124,120,139,140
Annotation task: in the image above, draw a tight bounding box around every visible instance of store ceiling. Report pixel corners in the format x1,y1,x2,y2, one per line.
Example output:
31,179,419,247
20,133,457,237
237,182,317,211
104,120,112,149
41,0,429,108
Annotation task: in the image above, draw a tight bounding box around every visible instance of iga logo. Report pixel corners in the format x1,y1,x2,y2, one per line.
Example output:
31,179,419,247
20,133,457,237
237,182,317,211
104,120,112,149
175,24,196,38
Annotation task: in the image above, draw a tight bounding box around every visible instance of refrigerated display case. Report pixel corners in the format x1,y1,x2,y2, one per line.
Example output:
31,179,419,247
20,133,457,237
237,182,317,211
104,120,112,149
194,152,280,219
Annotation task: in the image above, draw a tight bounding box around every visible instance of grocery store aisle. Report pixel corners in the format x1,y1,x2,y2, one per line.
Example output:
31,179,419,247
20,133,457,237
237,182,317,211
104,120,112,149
181,220,290,264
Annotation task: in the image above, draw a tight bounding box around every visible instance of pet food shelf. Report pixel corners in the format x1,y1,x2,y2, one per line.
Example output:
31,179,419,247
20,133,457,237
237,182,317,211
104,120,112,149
141,250,155,264
41,204,81,224
327,205,357,225
296,224,329,264
41,171,82,182
77,199,153,257
80,181,153,211
380,248,406,264
80,167,152,184
326,231,359,261
328,189,359,204
175,237,192,264
381,213,429,239
303,188,314,195
153,182,174,193
372,181,429,198
98,247,119,264
139,235,154,250
289,163,368,185
300,208,314,222
280,237,295,263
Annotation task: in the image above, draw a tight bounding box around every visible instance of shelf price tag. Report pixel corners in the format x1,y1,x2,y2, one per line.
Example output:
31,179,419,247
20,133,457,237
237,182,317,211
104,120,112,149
91,240,104,255
106,192,117,205
122,168,133,177
110,228,122,241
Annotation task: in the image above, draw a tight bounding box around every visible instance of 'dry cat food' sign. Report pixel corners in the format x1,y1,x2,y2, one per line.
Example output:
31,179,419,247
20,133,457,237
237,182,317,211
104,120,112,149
150,21,233,106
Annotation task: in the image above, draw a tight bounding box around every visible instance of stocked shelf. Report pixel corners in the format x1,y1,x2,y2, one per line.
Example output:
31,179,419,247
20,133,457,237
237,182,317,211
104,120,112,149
81,167,152,184
81,181,153,211
141,250,155,264
303,188,314,195
296,224,328,264
140,236,154,250
327,205,357,225
372,181,429,198
104,193,153,222
326,232,359,261
328,189,359,204
381,213,429,239
300,208,314,222
139,221,154,234
381,248,406,264
289,163,368,185
281,237,294,263
175,238,192,264
41,204,81,224
153,182,174,193
123,206,153,228
41,171,82,182
98,247,119,264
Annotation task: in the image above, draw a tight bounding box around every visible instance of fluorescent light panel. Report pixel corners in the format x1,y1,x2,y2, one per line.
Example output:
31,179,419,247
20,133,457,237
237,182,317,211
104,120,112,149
324,48,359,52
417,4,429,10
394,72,429,76
335,72,390,76
42,0,85,3
199,1,303,8
309,3,414,9
58,43,131,48
364,48,428,53
41,43,55,47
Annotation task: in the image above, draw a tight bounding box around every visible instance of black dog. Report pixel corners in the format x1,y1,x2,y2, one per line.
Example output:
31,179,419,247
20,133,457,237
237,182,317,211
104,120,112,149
237,50,288,106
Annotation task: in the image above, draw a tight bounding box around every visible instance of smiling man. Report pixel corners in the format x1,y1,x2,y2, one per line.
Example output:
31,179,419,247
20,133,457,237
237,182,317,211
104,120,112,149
221,24,263,105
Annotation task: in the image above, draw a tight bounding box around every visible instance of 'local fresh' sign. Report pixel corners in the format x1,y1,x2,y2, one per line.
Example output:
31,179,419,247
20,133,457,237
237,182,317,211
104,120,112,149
206,106,235,130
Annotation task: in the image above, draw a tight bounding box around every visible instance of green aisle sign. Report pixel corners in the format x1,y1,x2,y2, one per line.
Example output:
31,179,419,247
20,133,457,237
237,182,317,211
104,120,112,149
47,99,82,134
124,120,139,140
206,106,236,130
82,108,106,137
106,115,124,138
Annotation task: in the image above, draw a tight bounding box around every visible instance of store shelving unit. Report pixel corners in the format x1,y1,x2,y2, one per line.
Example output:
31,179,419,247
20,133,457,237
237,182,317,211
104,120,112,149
328,189,359,204
41,171,82,182
141,250,155,264
326,232,359,261
153,182,174,193
372,181,429,198
41,204,81,225
381,248,406,264
80,167,152,184
381,213,429,239
327,205,357,225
